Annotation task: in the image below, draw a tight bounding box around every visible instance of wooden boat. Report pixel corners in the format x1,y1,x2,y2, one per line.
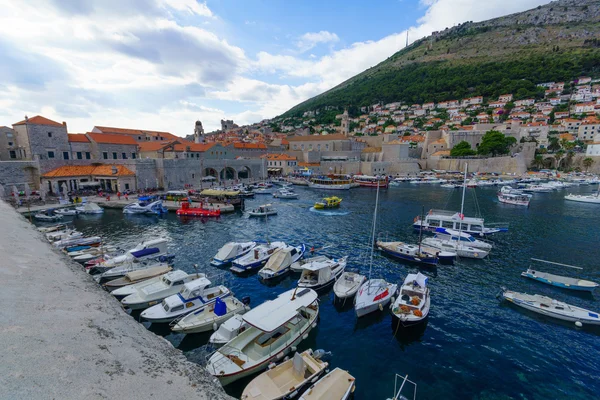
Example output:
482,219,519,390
314,196,342,209
333,270,366,300
297,256,347,292
500,287,600,326
241,349,328,400
171,296,251,334
176,201,221,217
299,367,356,400
103,264,172,290
520,259,599,292
353,175,389,188
390,272,430,326
206,288,319,386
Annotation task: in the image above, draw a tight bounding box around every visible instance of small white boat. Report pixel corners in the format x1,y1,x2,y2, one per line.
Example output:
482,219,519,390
248,204,277,217
258,244,306,281
123,196,168,215
117,270,203,308
38,224,68,233
272,189,299,199
299,367,356,400
171,296,251,334
431,228,493,251
522,184,552,193
103,264,173,290
500,288,600,326
333,271,366,300
95,261,171,283
209,314,249,347
297,256,347,291
46,229,82,242
141,277,231,323
254,188,273,194
54,208,80,216
390,272,430,326
68,245,117,258
421,236,488,259
564,193,600,204
76,202,104,214
354,279,398,318
230,241,287,273
206,288,319,386
35,211,63,222
91,238,168,271
241,349,328,400
211,241,257,267
53,236,102,249
290,255,329,273
521,264,598,292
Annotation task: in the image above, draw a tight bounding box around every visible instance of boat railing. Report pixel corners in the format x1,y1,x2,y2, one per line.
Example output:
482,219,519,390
210,345,246,370
390,374,417,400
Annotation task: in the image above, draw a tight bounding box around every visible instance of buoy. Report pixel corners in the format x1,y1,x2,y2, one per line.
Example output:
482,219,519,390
575,321,583,327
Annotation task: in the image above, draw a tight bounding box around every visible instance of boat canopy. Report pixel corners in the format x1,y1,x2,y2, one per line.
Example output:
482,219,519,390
182,277,212,293
126,265,171,281
215,242,251,260
403,272,428,288
263,248,292,272
243,288,317,332
163,270,189,282
200,189,240,197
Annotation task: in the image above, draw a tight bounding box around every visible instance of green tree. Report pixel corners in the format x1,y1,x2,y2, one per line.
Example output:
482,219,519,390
548,136,560,152
531,154,544,170
477,130,516,156
450,141,477,156
554,150,565,169
583,157,594,171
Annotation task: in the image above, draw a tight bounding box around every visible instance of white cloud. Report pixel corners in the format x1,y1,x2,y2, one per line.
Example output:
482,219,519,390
161,0,213,17
296,30,340,52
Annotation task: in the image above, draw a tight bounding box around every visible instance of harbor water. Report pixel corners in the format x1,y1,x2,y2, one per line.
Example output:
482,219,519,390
65,184,600,399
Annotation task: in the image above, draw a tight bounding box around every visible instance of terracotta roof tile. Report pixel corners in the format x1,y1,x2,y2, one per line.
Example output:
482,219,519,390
233,143,267,149
13,115,64,127
93,126,179,140
41,165,135,178
266,153,296,161
287,134,348,142
68,134,90,143
87,133,138,145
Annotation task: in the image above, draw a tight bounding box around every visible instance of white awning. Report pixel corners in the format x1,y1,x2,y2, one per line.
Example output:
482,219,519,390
243,288,317,332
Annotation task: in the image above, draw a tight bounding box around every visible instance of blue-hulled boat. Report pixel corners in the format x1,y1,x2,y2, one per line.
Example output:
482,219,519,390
521,269,598,292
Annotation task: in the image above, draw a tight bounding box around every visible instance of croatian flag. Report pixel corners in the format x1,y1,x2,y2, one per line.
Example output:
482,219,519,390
459,213,464,220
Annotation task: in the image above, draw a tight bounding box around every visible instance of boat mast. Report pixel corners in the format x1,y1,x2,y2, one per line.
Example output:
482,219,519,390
368,178,380,281
458,163,468,244
418,205,424,256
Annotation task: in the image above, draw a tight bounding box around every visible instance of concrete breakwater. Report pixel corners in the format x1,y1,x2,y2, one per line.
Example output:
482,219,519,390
0,200,231,400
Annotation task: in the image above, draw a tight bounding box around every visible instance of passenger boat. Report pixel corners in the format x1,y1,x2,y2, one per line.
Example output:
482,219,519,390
241,349,328,400
34,210,63,222
76,202,104,214
171,296,251,334
333,270,366,300
123,196,168,215
209,314,250,347
248,204,277,217
314,196,342,209
353,175,389,188
354,181,398,318
176,201,221,217
299,367,356,400
272,189,299,199
141,277,231,323
103,264,172,290
498,192,531,206
297,256,347,292
520,259,598,292
211,241,258,267
413,210,508,236
206,288,319,386
230,242,287,274
258,244,306,281
500,288,600,326
117,270,204,308
308,175,352,190
390,272,430,326
431,228,493,251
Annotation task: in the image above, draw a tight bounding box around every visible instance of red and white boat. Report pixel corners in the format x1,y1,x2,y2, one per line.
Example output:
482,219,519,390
353,175,389,188
176,201,220,217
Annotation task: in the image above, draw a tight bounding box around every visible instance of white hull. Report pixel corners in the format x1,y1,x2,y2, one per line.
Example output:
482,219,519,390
564,194,600,204
354,279,397,318
172,300,249,334
308,183,351,190
333,271,366,300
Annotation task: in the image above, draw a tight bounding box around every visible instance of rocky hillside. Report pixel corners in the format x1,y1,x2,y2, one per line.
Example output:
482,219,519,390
282,0,600,117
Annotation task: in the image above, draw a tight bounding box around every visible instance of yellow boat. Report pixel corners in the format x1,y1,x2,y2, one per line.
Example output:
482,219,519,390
314,196,342,209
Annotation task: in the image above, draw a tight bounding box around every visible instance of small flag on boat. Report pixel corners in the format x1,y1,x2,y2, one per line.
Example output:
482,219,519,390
459,213,464,220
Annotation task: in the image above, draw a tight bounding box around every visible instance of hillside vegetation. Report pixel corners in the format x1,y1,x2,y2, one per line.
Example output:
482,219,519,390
281,0,600,118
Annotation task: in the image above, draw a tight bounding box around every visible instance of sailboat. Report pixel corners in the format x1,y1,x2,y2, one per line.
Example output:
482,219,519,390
354,178,398,318
564,183,600,204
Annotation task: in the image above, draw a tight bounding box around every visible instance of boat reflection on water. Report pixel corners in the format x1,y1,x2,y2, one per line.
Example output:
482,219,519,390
392,318,428,348
176,331,213,352
353,307,387,331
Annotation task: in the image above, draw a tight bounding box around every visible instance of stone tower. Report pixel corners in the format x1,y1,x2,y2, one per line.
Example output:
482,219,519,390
194,120,204,143
341,109,349,136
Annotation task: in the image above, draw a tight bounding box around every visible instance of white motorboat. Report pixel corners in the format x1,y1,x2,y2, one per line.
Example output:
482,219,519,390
209,314,250,347
520,259,598,292
376,240,454,266
248,204,277,217
141,277,231,323
76,202,104,214
258,244,306,281
299,367,356,400
333,271,366,300
46,229,82,242
90,238,168,272
68,245,117,258
72,249,118,263
34,211,63,222
421,236,488,259
206,288,319,386
117,270,204,308
355,176,398,318
95,261,171,283
171,296,251,334
53,236,102,249
254,188,273,194
297,256,347,291
522,184,552,193
103,264,173,290
54,208,80,216
211,241,258,267
564,190,600,204
290,255,329,273
123,196,168,215
431,228,493,251
241,349,328,400
498,191,531,206
500,288,600,326
390,272,430,326
38,223,68,233
230,241,287,274
272,188,299,199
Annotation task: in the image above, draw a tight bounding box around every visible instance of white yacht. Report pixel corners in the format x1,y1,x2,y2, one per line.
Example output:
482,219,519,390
140,277,230,323
209,314,249,347
123,196,168,215
333,270,366,300
258,244,306,281
118,270,204,309
297,256,347,291
390,273,430,326
76,202,104,214
230,241,287,274
431,228,492,250
206,288,319,386
211,241,257,267
171,296,251,334
272,188,299,199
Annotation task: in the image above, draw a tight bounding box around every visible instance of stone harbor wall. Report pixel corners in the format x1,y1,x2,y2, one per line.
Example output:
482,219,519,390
0,200,232,400
0,161,40,191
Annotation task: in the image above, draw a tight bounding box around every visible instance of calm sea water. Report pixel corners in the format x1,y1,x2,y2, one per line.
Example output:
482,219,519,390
66,184,600,400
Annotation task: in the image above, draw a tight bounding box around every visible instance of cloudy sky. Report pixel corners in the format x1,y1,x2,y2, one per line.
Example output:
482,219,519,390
0,0,551,136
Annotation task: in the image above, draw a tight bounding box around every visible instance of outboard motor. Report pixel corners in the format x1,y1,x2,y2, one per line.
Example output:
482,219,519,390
312,349,332,361
241,296,251,306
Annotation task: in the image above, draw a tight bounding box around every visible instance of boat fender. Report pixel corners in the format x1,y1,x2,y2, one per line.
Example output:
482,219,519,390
312,322,317,329
575,321,583,328
390,297,395,306
212,322,218,332
268,362,276,369
378,303,383,311
277,352,284,360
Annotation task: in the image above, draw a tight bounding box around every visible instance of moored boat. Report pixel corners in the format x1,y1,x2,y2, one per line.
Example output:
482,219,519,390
390,272,430,326
211,241,258,267
333,270,366,300
209,314,249,347
258,244,306,281
76,202,104,214
299,367,356,400
353,175,389,188
308,175,352,190
248,204,277,217
354,279,398,318
117,270,204,308
123,196,168,215
176,201,221,217
413,209,508,236
230,241,287,274
297,256,347,292
171,296,251,334
520,259,598,292
498,192,531,206
314,196,342,209
103,264,172,290
35,210,63,222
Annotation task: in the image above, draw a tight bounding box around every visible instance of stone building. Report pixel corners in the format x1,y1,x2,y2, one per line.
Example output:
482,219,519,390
221,119,236,131
68,134,93,160
12,116,70,161
0,126,22,161
193,120,205,143
287,134,351,152
341,109,349,136
40,165,137,193
91,126,179,142
87,133,139,160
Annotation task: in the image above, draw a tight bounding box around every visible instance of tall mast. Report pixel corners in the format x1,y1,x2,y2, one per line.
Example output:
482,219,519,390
368,178,380,281
460,163,468,221
418,205,424,256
